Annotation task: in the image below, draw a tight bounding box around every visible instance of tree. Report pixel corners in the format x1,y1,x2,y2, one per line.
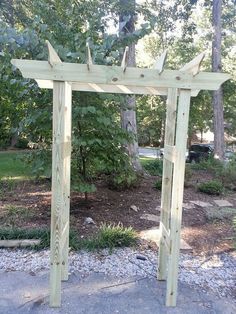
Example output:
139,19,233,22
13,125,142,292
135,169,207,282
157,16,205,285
119,0,142,171
212,0,225,160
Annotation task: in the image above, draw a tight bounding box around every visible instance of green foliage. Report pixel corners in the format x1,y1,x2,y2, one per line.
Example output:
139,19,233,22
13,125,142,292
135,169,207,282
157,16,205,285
154,179,162,190
191,157,223,174
0,227,79,250
218,160,236,190
108,166,139,191
184,164,193,187
206,207,236,222
77,223,137,252
23,149,52,178
0,224,137,251
198,180,223,195
142,158,163,176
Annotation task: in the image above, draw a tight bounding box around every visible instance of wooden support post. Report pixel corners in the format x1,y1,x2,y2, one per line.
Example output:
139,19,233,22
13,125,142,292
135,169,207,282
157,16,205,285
50,81,72,307
166,89,191,307
158,88,177,280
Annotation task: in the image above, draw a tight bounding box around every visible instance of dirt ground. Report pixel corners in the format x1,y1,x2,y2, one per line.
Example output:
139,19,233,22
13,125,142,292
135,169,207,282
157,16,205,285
0,169,235,255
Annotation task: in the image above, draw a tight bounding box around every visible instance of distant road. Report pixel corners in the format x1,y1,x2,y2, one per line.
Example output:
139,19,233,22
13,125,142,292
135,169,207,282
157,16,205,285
138,147,160,158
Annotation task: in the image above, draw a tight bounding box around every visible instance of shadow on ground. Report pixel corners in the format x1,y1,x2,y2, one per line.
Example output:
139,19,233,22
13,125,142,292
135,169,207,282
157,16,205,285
0,271,235,314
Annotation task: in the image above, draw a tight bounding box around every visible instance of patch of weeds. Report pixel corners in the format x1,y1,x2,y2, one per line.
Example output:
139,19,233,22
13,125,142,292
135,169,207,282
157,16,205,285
2,205,34,227
206,207,236,222
0,228,79,250
154,179,162,190
77,223,137,252
198,180,223,195
0,177,17,193
142,159,163,176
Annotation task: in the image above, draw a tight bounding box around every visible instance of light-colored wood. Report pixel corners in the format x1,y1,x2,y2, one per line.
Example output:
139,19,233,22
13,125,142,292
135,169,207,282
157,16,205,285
61,83,72,282
164,145,177,163
166,89,191,307
46,40,62,67
0,239,41,247
86,42,93,70
36,79,200,97
11,59,230,90
180,52,205,76
158,88,177,281
121,46,129,72
50,81,72,307
153,50,167,74
159,221,170,249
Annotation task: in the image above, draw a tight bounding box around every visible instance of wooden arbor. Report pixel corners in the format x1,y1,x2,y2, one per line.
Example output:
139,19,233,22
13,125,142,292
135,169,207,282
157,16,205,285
11,42,230,308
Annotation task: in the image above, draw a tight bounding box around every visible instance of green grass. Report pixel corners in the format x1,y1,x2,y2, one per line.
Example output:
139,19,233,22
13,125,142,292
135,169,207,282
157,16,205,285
0,224,137,251
0,151,32,179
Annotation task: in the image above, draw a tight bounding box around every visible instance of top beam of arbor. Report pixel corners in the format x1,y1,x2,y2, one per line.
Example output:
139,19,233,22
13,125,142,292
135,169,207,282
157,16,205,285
11,59,230,93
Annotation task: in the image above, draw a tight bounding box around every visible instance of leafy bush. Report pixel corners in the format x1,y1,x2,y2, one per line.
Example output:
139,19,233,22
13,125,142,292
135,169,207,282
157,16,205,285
15,137,29,149
191,157,223,174
142,158,163,176
198,180,223,195
154,179,162,190
108,167,139,191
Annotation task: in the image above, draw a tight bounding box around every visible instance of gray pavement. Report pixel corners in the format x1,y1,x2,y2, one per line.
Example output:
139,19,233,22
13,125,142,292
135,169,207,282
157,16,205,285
0,271,235,314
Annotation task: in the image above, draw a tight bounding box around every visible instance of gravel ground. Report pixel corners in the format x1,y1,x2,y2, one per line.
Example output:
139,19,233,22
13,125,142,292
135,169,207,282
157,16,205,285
0,248,235,300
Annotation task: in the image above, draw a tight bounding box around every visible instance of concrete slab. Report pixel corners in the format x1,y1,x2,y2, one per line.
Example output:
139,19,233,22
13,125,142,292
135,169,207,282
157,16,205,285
0,271,235,314
213,200,233,207
139,228,192,252
190,201,213,208
140,214,160,223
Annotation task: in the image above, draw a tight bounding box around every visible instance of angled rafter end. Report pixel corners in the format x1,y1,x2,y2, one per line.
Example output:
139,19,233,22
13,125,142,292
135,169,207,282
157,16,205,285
86,42,93,70
121,46,129,73
46,40,62,67
153,50,167,74
179,52,205,76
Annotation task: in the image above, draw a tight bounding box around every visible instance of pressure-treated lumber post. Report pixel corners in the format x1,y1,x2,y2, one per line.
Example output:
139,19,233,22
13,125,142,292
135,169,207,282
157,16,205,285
166,89,191,306
50,81,72,307
158,88,177,280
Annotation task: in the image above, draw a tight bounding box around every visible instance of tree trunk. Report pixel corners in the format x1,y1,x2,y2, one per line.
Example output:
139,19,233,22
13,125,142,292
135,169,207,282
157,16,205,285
119,0,142,171
212,0,225,160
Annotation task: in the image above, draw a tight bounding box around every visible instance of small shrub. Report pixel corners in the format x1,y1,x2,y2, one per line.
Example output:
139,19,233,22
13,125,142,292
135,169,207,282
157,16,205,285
218,160,236,190
154,179,162,190
142,159,163,176
77,223,137,252
108,169,139,190
206,207,236,222
191,157,223,174
198,180,223,195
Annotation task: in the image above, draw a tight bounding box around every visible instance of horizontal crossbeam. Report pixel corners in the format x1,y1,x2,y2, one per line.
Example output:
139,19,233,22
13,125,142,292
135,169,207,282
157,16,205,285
36,80,200,96
11,59,230,91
